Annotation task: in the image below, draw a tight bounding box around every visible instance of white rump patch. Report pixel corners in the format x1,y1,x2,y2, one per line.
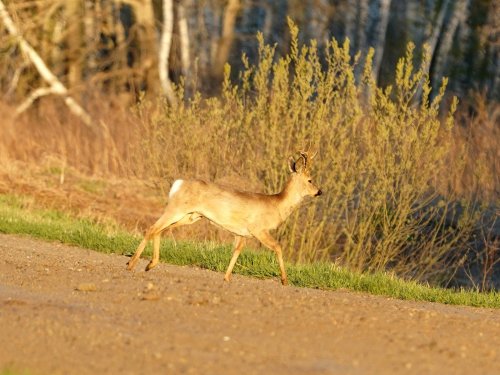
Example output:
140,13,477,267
169,179,184,198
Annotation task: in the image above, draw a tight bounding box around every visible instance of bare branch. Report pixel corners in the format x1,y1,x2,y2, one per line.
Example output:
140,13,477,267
4,62,28,98
0,0,97,132
15,86,58,115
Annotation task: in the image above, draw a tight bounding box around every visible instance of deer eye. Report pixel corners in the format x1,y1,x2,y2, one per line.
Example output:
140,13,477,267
308,179,312,183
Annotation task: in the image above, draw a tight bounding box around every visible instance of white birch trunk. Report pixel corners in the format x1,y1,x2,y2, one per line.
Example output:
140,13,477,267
159,0,177,105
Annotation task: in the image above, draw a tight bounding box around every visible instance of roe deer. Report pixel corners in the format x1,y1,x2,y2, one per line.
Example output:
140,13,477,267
126,151,322,285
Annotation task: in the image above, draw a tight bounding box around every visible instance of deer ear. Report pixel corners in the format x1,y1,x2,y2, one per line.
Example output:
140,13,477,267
294,155,305,173
288,157,296,173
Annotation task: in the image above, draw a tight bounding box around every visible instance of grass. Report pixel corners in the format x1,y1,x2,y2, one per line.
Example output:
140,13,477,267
0,369,30,375
0,193,498,308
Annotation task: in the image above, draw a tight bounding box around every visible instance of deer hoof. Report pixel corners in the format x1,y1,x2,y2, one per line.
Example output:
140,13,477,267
281,278,288,286
145,261,157,271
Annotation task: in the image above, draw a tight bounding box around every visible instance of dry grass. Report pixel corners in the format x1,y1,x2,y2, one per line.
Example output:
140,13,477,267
448,94,499,201
0,22,498,289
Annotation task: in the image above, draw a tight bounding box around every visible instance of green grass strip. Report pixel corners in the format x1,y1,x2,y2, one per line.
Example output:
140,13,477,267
0,194,498,308
0,368,30,375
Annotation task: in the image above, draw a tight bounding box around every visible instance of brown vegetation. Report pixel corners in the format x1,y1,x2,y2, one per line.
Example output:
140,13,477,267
0,21,498,289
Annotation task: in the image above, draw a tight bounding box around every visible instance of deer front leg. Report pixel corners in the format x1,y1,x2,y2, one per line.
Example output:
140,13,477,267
224,236,245,282
251,230,288,285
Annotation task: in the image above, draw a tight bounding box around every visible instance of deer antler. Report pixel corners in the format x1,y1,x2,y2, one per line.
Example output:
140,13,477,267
289,147,317,173
298,143,318,167
298,151,308,170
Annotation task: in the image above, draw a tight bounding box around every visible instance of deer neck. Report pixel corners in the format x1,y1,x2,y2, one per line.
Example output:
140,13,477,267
276,179,304,221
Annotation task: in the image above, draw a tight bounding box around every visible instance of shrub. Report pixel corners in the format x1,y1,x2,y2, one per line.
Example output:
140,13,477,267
132,20,484,285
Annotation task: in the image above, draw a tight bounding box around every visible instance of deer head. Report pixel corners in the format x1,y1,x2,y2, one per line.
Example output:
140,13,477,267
288,151,322,197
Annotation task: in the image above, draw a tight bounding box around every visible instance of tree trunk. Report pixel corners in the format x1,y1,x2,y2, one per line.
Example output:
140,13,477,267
261,0,274,41
415,0,450,100
305,0,331,46
431,0,470,92
371,0,392,84
211,0,241,82
121,0,158,93
83,0,97,76
344,0,369,52
66,0,83,91
344,1,356,46
426,0,451,73
110,0,128,95
357,0,369,53
159,0,177,105
177,1,191,80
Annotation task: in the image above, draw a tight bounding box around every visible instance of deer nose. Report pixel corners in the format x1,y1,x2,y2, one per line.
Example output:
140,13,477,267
315,189,322,197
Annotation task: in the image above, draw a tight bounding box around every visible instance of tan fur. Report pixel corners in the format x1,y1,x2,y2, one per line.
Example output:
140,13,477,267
126,152,321,285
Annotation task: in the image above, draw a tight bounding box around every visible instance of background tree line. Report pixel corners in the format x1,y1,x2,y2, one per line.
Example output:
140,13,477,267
0,0,498,106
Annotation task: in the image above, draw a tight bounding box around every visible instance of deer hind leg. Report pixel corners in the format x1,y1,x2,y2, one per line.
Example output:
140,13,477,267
224,236,245,282
146,212,202,271
126,207,201,271
251,230,288,285
126,235,150,271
